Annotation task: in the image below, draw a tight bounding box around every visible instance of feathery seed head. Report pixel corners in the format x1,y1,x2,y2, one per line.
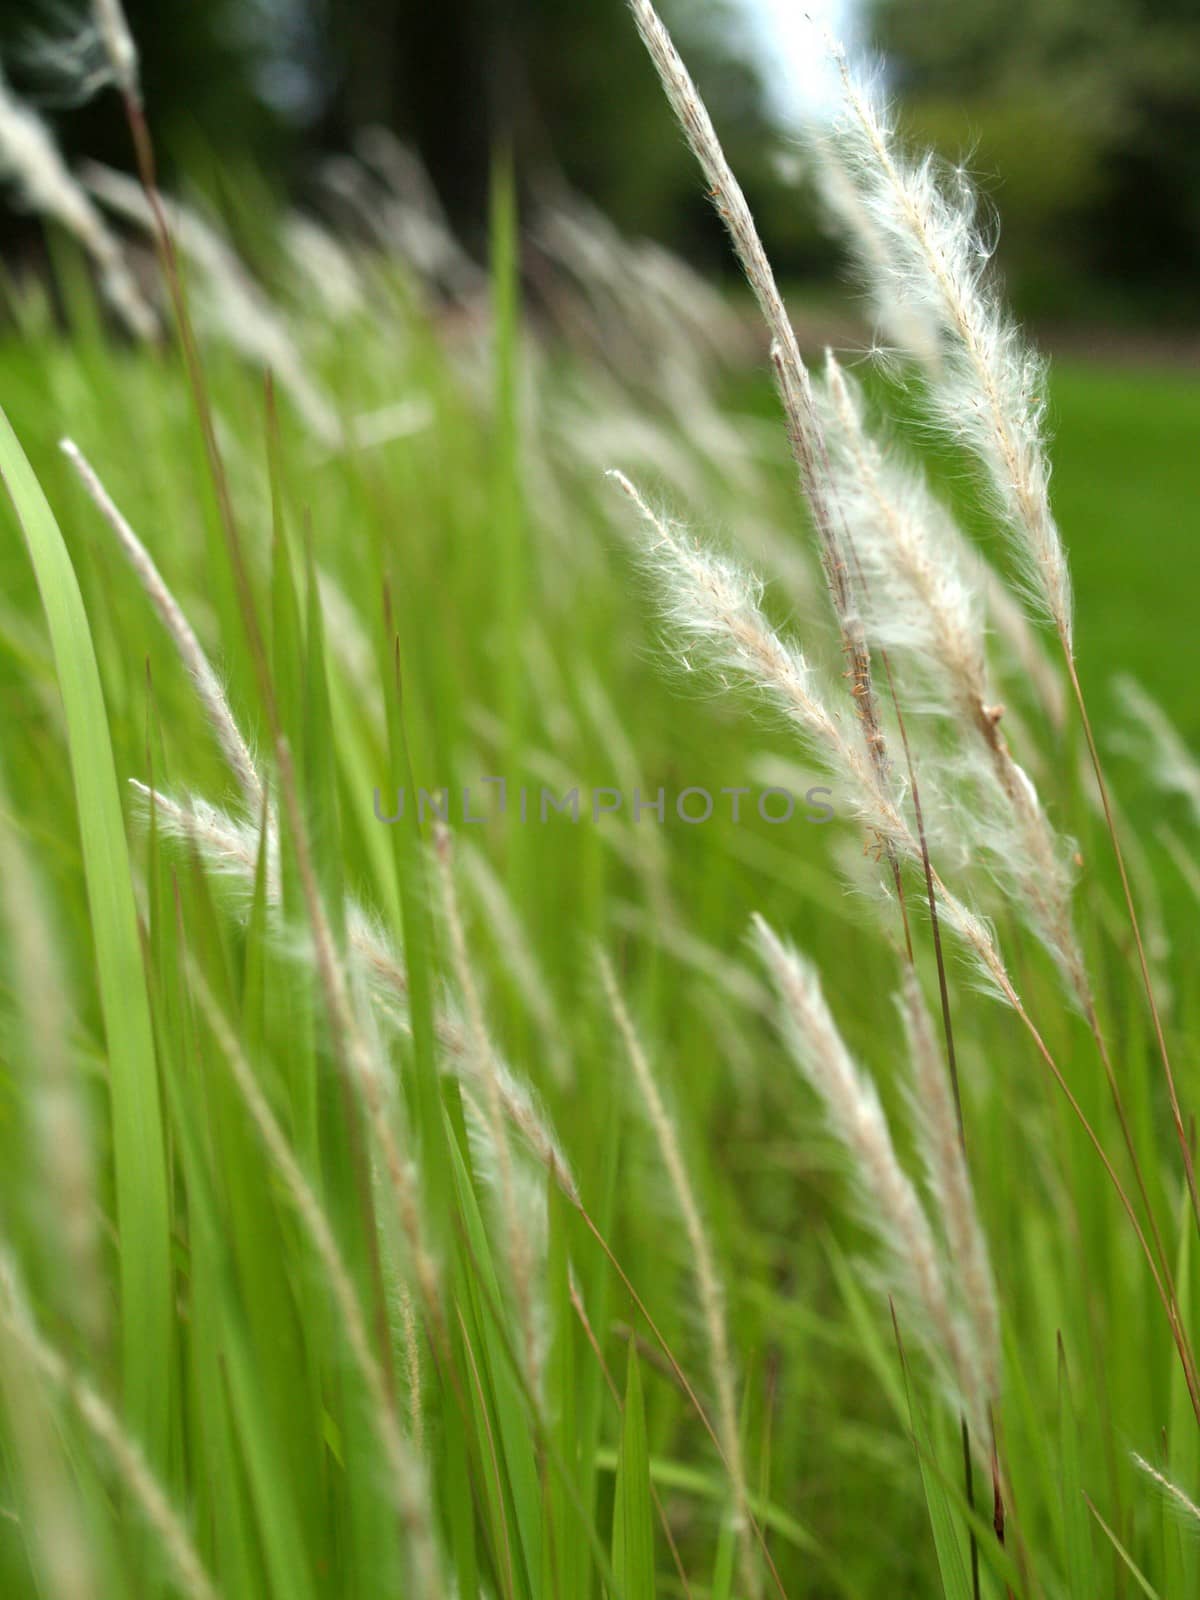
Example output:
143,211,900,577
627,0,806,383
92,0,140,100
817,353,987,723
608,471,839,752
611,474,1024,1012
817,55,1073,644
63,441,265,814
803,129,944,369
807,367,1085,999
0,77,155,339
754,917,991,1446
1131,1452,1200,1528
608,469,922,872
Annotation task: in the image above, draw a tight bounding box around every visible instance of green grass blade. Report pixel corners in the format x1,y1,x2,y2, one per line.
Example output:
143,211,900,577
891,1308,971,1600
1085,1493,1164,1600
1165,1192,1198,1597
0,407,173,1467
1057,1336,1095,1597
613,1339,653,1600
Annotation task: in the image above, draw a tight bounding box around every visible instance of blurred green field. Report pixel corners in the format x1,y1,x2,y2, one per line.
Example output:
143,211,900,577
1048,364,1200,739
0,196,1198,1600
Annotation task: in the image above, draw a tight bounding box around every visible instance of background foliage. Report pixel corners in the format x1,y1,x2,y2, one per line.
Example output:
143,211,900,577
0,0,1197,312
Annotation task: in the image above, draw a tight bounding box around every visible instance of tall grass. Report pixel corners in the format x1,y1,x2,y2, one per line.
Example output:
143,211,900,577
0,6,1197,1597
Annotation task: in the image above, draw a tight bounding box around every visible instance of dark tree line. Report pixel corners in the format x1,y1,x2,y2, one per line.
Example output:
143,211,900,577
0,0,792,272
871,0,1200,312
0,0,1192,312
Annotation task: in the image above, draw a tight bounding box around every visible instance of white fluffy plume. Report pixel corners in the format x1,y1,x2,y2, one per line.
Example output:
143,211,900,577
815,356,1086,999
0,73,155,339
819,54,1072,645
92,0,140,100
608,468,1035,1008
753,917,991,1449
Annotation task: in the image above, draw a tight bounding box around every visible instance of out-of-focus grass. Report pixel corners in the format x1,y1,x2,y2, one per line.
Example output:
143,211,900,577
0,202,1197,1600
1049,364,1200,739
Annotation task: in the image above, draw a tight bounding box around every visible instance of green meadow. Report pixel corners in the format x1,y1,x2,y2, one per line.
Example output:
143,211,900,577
0,156,1198,1600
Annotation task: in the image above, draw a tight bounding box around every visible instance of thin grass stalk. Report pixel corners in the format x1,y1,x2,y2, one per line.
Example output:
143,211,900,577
956,928,1200,1426
456,1298,525,1600
462,844,567,1085
60,440,263,814
870,638,985,1585
1064,656,1200,1241
433,824,540,1394
598,953,759,1597
626,2,905,906
273,738,445,1354
565,1275,697,1597
114,79,283,767
189,967,445,1597
0,1254,220,1600
568,1200,790,1600
899,971,999,1399
1131,1453,1200,1527
85,168,338,444
130,783,576,1196
753,918,990,1447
